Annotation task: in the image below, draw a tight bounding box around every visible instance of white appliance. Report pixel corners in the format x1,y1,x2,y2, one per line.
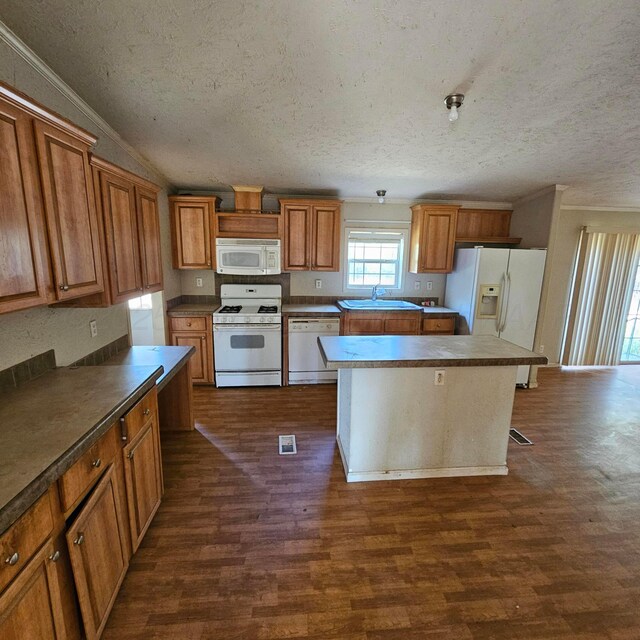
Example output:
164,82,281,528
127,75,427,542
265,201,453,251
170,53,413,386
445,248,547,386
288,318,341,384
215,238,281,275
213,284,282,387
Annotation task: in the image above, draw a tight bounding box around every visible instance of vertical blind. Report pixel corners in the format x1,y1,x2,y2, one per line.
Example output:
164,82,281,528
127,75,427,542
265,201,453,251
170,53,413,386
564,230,640,365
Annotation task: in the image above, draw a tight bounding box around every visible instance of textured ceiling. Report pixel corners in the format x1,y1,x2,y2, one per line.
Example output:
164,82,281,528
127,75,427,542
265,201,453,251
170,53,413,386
2,0,640,205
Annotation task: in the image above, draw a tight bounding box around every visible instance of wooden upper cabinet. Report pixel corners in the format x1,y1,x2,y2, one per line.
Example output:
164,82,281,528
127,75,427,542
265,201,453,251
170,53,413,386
281,199,341,272
136,187,163,293
170,196,218,269
0,96,52,314
282,203,311,270
409,204,459,273
90,157,163,305
33,119,104,300
99,169,142,302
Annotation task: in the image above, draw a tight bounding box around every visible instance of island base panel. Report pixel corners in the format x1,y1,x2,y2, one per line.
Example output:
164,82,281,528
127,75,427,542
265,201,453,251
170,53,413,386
336,366,517,482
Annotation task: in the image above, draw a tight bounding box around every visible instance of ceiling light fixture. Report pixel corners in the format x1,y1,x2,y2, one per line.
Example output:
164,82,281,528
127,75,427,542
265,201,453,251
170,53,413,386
444,93,464,123
376,189,387,204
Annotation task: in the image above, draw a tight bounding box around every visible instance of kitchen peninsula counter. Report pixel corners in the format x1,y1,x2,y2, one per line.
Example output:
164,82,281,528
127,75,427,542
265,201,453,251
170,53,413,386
318,335,546,483
0,364,162,534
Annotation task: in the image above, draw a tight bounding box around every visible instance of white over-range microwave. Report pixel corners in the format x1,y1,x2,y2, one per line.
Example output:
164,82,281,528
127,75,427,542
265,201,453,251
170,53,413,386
215,238,281,275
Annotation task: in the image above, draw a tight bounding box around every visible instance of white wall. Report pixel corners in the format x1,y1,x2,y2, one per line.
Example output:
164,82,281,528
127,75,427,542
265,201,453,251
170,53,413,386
0,29,179,368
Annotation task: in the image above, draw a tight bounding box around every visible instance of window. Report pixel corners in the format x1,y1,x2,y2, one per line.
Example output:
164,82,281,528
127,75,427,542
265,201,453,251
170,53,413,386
345,229,405,290
621,258,640,362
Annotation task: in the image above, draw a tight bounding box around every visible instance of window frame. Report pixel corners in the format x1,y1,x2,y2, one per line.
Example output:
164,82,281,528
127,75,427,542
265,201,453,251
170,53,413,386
343,226,408,292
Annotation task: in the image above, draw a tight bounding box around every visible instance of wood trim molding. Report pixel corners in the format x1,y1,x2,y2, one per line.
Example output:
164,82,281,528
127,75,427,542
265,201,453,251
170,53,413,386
90,155,161,192
0,20,169,186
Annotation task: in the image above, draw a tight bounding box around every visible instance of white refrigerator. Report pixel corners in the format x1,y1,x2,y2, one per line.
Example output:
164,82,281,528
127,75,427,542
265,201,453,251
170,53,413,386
444,248,547,386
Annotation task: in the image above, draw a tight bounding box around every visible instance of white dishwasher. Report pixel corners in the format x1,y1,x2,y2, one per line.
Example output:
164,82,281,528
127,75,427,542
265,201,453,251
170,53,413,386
288,318,340,384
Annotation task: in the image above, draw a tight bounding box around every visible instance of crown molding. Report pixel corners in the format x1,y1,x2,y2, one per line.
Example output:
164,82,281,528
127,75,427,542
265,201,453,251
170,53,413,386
561,204,640,213
0,21,169,187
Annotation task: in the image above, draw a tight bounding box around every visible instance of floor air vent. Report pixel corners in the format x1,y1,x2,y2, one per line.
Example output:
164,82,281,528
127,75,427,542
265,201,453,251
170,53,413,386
278,435,297,455
509,428,533,445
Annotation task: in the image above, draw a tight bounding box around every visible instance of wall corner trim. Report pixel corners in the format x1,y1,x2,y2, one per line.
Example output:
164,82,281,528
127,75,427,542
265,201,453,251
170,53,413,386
0,20,170,187
513,184,567,207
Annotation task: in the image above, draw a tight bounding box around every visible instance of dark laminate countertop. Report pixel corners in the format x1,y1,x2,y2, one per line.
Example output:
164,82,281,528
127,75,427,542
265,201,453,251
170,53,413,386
168,304,218,316
318,335,548,369
282,304,341,316
0,364,162,535
101,345,194,390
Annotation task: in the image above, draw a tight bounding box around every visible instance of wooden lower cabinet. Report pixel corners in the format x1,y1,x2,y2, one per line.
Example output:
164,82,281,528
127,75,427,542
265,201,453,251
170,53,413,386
421,316,456,335
342,311,421,336
169,315,214,384
66,464,129,640
123,417,162,553
0,539,69,639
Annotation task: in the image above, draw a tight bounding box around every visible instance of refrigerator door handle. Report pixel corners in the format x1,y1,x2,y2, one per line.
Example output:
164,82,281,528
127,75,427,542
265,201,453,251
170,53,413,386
496,273,507,333
500,272,512,333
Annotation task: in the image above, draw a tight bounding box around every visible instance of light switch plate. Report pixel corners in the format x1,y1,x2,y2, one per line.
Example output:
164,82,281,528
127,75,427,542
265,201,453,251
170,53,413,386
426,281,433,291
414,281,421,290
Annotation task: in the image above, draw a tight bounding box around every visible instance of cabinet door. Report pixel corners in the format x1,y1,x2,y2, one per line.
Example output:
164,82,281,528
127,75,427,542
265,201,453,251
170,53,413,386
0,98,51,313
311,205,340,271
283,203,311,270
344,315,385,335
384,317,420,335
99,170,142,303
0,540,68,640
171,200,213,269
419,209,457,273
123,417,162,552
34,120,104,300
136,187,163,292
66,464,128,640
171,331,212,383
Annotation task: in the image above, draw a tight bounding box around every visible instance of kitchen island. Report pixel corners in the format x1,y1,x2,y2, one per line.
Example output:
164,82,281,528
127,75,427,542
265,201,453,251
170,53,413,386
318,335,547,482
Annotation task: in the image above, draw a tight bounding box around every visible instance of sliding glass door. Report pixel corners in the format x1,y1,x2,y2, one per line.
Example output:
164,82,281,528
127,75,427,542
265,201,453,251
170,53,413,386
621,261,640,362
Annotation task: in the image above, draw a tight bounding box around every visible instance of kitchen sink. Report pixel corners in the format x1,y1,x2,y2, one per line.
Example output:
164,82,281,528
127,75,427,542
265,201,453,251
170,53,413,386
339,299,422,310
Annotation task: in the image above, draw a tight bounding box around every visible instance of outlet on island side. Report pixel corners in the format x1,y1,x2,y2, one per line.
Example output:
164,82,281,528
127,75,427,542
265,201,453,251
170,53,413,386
434,369,445,386
89,320,98,338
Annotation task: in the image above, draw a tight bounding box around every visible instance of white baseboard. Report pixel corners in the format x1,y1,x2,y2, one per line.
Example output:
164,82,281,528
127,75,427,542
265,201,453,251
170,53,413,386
343,465,508,483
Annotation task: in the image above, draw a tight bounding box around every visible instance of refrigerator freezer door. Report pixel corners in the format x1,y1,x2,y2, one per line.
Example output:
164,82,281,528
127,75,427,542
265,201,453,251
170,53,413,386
472,248,510,337
499,249,547,384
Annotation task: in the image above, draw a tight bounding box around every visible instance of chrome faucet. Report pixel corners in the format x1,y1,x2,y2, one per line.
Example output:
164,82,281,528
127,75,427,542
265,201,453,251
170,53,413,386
371,284,386,300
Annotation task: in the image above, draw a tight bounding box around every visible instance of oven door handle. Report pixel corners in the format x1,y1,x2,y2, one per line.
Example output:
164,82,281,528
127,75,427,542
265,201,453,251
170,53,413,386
213,324,281,331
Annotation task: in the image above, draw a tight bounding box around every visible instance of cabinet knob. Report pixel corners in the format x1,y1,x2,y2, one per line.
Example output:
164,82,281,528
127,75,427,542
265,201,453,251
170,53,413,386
139,287,144,291
186,322,192,326
48,550,61,563
201,335,205,340
74,534,84,546
143,408,151,416
146,285,151,289
59,284,69,292
91,458,101,468
207,261,211,266
127,451,134,460
5,552,19,566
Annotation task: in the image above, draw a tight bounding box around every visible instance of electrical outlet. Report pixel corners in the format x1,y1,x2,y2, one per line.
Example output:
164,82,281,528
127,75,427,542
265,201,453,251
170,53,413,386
539,345,545,354
414,281,421,290
426,281,433,291
196,277,203,288
434,369,445,386
89,320,98,338
315,279,322,289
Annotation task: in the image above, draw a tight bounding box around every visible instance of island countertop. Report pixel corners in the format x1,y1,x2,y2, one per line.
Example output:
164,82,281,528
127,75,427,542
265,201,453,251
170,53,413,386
318,335,548,369
0,364,162,534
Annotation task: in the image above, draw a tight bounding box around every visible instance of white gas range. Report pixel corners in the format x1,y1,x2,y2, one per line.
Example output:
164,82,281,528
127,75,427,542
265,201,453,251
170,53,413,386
212,284,282,387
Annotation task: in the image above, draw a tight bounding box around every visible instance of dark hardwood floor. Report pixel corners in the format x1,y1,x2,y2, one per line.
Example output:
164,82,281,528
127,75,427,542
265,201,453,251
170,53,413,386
104,366,640,639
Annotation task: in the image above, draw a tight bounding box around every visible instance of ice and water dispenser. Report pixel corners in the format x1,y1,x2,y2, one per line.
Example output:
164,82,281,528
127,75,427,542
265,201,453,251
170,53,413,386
476,284,500,319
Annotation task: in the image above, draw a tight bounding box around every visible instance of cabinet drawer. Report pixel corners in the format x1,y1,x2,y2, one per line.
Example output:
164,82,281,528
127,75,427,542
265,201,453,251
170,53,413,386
384,318,420,335
0,491,53,592
170,316,207,331
58,425,120,513
121,387,158,444
422,317,455,334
